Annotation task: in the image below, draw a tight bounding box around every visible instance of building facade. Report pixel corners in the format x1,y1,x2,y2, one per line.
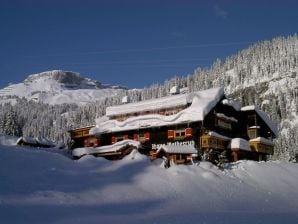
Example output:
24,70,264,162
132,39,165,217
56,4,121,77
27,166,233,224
69,87,277,165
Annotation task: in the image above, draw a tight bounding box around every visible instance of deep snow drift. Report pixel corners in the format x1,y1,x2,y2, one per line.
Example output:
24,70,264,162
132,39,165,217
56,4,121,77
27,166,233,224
1,140,298,223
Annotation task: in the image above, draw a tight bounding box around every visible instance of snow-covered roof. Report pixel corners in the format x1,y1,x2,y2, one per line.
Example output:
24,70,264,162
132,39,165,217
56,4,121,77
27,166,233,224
208,131,231,141
157,145,197,154
228,138,251,151
249,137,274,146
170,86,179,95
16,136,56,147
72,140,141,157
36,137,55,147
121,96,129,104
92,87,225,134
249,126,260,129
68,125,95,132
106,91,192,117
16,137,37,145
241,105,278,137
216,113,238,122
221,98,241,111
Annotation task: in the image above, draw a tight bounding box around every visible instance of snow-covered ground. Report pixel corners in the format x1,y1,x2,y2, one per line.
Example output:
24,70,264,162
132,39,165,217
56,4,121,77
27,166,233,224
1,138,298,224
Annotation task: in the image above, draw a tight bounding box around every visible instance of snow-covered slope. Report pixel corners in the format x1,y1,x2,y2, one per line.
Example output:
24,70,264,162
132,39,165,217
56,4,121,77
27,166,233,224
0,70,127,105
1,142,298,224
179,35,298,161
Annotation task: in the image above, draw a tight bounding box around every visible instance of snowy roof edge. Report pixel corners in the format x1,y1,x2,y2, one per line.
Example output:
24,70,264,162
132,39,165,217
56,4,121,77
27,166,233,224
92,87,225,134
106,87,224,117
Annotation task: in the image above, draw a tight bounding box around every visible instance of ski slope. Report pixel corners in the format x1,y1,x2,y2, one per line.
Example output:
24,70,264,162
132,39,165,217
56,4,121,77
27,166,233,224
0,138,298,224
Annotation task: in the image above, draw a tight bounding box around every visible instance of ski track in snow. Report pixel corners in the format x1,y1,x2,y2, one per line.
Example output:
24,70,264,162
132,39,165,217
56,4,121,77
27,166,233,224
0,139,298,224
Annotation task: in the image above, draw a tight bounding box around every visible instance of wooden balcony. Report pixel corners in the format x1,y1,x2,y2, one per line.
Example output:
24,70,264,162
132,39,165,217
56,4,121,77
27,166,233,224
70,128,93,139
201,134,225,150
249,140,274,155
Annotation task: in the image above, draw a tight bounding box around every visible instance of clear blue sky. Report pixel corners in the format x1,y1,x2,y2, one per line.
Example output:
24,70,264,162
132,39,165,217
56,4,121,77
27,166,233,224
0,0,297,89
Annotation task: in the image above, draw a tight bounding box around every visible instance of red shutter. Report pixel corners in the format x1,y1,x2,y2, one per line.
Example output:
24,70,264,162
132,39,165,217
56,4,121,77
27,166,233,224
84,139,88,147
111,136,116,144
168,130,174,139
133,134,139,141
123,135,129,140
93,138,98,147
144,132,150,141
186,128,192,137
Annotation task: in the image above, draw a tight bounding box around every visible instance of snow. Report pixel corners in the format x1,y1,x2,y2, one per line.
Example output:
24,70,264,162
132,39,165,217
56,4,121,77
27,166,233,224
157,144,197,154
249,126,261,129
1,141,298,223
241,105,278,137
16,136,55,147
221,98,241,111
216,113,238,122
72,140,141,157
17,136,37,145
106,90,191,117
0,135,18,145
36,137,55,147
170,85,179,95
229,138,251,151
241,105,256,111
93,87,224,134
121,95,129,104
208,131,231,141
250,137,274,146
0,70,125,105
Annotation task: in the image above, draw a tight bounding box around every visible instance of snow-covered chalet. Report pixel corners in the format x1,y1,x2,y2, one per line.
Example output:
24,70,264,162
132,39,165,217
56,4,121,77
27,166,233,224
69,87,277,165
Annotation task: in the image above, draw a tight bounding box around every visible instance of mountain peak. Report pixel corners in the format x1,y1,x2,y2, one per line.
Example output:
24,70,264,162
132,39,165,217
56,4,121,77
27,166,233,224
0,70,127,105
24,70,102,89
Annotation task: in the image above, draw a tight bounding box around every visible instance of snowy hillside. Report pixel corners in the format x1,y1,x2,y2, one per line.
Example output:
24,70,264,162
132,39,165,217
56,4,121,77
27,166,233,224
0,70,127,105
1,141,298,223
117,35,298,161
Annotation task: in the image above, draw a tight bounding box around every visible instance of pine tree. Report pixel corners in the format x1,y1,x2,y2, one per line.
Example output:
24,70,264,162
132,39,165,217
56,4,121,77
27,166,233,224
3,109,22,137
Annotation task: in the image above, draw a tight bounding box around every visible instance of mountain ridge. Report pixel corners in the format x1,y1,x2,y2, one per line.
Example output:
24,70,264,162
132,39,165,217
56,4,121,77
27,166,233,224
0,70,127,105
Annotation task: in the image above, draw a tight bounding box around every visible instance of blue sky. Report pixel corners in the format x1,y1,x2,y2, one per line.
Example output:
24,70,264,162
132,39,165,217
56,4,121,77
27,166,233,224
0,0,297,89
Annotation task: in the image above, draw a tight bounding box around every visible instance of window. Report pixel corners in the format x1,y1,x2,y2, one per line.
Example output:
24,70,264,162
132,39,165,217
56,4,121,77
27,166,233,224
83,130,89,136
174,129,186,140
216,118,232,130
248,129,257,139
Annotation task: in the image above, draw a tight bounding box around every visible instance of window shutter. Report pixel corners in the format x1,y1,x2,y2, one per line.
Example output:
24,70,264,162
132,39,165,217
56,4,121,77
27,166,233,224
168,130,174,139
185,128,192,137
111,136,116,144
133,134,139,141
144,132,150,141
